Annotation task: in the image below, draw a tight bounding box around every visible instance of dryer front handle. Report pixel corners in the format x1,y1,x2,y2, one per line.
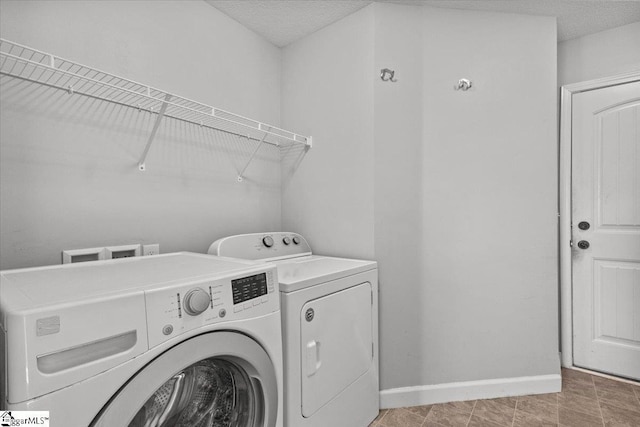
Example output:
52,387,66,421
306,340,322,377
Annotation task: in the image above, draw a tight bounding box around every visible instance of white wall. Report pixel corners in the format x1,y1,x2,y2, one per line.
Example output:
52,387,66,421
419,7,559,386
280,6,375,260
283,2,560,399
0,0,283,269
558,21,640,86
373,2,425,391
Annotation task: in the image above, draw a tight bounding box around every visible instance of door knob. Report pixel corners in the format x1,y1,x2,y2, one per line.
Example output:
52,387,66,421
578,221,590,230
577,240,590,250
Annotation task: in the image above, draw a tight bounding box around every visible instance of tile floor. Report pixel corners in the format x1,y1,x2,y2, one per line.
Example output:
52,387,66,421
370,369,640,427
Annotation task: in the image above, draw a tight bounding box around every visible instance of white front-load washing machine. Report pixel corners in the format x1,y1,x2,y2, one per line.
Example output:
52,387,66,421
0,252,283,427
209,233,379,427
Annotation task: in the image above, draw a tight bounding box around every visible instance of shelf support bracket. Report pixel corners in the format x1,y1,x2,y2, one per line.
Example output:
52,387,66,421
237,132,269,182
138,93,172,171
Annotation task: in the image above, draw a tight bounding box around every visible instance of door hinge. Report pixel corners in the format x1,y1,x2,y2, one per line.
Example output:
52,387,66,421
569,239,573,247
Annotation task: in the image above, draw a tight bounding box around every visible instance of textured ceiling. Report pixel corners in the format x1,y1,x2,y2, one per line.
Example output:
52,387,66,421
205,0,640,46
205,1,370,47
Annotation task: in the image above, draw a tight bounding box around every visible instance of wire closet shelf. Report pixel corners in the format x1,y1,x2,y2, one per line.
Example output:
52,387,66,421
0,38,312,175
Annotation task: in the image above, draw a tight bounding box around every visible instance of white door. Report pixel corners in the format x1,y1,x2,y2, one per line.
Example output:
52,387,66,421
572,80,640,380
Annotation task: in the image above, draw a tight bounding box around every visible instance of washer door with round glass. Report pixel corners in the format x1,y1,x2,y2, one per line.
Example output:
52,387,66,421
92,332,278,427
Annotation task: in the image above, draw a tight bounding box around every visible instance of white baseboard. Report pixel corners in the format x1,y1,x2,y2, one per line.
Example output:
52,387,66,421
380,374,561,409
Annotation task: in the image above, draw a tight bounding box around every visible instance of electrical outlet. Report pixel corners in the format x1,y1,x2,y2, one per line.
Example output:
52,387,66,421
143,244,160,256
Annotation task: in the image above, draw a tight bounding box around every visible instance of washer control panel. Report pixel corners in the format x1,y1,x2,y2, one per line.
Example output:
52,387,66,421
209,232,312,260
145,265,278,348
183,287,210,316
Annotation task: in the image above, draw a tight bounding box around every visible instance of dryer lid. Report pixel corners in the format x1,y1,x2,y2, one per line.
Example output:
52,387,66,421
276,255,376,293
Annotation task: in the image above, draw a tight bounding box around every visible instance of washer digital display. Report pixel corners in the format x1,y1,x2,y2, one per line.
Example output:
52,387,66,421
232,273,267,304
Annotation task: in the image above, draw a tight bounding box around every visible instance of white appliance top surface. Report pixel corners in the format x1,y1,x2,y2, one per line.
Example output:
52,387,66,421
274,255,376,292
0,252,259,307
210,233,377,292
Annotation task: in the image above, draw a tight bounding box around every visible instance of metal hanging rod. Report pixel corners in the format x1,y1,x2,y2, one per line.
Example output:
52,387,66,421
0,38,312,174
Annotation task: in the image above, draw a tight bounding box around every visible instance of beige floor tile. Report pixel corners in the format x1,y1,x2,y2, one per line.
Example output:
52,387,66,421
557,391,601,417
472,398,516,426
597,387,640,414
424,401,475,427
593,376,636,394
600,400,640,427
405,404,433,418
516,396,558,424
487,396,518,408
560,368,595,385
518,393,558,405
378,408,424,427
561,378,598,400
467,415,508,427
562,376,591,387
513,409,558,427
379,370,640,427
557,406,603,427
442,400,476,412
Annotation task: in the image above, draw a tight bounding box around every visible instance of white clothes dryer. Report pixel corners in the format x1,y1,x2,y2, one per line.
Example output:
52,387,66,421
0,252,283,427
209,233,379,427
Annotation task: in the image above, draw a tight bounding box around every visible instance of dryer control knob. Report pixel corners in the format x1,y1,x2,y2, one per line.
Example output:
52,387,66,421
262,236,274,248
292,236,301,245
183,288,210,316
282,236,291,245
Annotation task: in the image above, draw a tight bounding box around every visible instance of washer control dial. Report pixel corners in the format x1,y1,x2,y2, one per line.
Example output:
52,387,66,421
282,236,291,245
183,288,210,316
262,236,274,248
292,236,301,245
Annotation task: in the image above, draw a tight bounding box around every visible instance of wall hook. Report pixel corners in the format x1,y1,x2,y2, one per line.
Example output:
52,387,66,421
455,78,472,91
380,68,397,82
